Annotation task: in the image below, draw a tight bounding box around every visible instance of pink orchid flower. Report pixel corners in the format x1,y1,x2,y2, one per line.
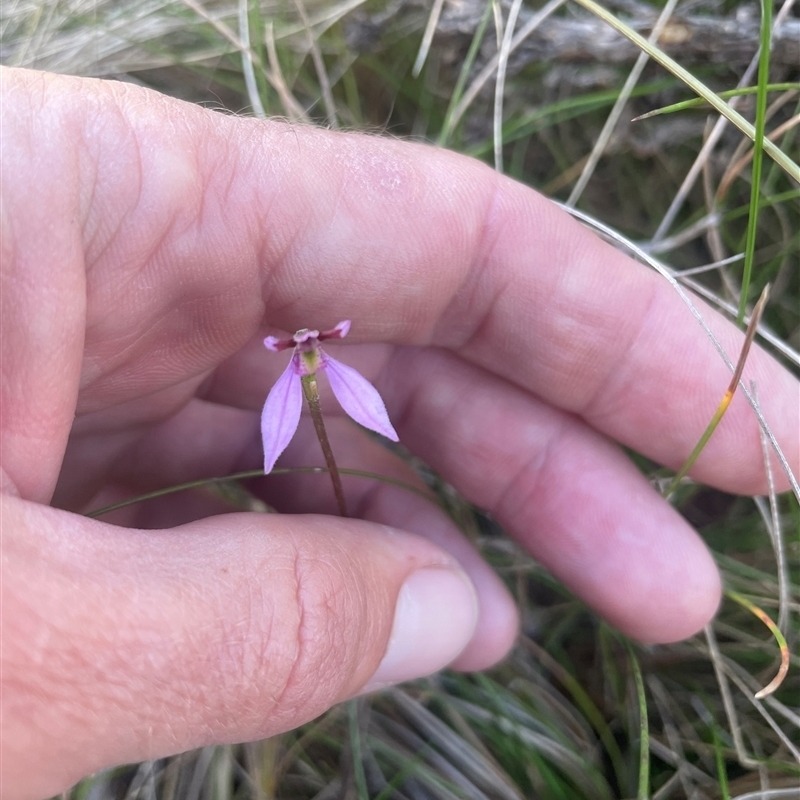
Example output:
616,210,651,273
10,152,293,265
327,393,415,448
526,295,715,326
261,320,399,473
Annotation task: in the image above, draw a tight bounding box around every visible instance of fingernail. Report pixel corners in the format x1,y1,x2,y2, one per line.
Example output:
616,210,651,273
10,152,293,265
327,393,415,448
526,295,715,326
361,567,479,693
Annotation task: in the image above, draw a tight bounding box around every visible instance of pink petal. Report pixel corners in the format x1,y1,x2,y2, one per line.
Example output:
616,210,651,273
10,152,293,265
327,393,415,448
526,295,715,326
323,356,399,441
264,335,294,352
319,320,351,341
261,359,303,472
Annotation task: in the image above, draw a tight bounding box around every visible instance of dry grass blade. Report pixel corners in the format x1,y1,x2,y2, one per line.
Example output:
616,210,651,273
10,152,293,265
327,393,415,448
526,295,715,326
294,0,338,128
649,0,799,241
705,623,761,769
570,0,800,183
647,677,696,799
675,275,800,368
493,0,524,173
566,0,680,206
412,0,445,78
754,465,788,637
238,0,266,117
718,112,800,200
263,18,309,122
389,689,525,800
727,590,790,700
672,253,744,277
730,789,800,800
440,695,614,799
441,0,567,141
179,0,308,121
721,661,800,760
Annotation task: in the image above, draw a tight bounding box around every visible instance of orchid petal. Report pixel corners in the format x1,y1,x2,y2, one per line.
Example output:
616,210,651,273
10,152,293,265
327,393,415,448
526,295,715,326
261,358,303,472
319,320,351,341
264,335,294,352
323,356,399,441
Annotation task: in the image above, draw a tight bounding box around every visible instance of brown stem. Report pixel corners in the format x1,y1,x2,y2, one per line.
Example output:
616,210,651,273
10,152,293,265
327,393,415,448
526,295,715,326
301,374,348,517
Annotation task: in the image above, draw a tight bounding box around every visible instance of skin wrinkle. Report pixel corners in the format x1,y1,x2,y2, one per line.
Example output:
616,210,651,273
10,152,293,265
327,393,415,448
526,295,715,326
489,409,569,526
412,163,499,346
79,91,142,270
574,271,662,423
268,549,305,719
434,176,521,352
82,95,259,401
263,540,375,725
248,128,335,319
1,75,88,501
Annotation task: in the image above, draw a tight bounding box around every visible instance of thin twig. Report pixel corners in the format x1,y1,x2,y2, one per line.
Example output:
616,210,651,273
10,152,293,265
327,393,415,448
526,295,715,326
441,0,567,141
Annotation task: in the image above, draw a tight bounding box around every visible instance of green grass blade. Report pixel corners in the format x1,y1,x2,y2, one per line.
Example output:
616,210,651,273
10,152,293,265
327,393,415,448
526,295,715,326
437,0,493,147
711,724,731,800
632,83,800,120
738,0,773,325
348,700,369,800
625,642,649,800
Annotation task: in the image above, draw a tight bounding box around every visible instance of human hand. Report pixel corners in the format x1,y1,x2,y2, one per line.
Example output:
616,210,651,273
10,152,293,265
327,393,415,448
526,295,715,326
2,67,797,799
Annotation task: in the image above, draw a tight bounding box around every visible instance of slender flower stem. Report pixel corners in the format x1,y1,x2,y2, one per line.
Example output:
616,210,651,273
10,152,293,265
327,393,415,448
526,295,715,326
301,374,348,517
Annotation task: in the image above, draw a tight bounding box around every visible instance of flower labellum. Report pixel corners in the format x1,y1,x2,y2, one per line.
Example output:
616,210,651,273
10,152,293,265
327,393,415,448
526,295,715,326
261,320,399,473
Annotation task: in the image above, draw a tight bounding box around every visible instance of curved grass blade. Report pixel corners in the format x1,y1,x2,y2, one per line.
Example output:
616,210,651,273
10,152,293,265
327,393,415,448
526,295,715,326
726,590,790,699
86,468,439,519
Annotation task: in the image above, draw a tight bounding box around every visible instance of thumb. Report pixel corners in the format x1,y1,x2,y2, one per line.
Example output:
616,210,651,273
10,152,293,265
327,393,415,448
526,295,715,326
1,495,478,800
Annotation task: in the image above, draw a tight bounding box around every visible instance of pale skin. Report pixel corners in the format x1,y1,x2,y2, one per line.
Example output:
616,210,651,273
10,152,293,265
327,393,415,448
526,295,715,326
1,66,798,799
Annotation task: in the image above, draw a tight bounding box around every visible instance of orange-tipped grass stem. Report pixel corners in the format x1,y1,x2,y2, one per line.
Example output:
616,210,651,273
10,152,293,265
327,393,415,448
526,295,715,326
726,589,789,699
665,284,770,498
